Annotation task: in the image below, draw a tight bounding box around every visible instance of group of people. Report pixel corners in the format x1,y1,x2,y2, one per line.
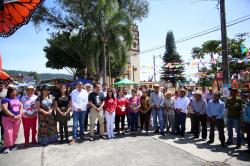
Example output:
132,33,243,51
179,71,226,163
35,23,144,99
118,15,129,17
0,80,250,155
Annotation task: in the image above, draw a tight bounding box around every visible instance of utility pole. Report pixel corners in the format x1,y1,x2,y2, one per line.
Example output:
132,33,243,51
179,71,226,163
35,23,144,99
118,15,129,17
153,55,156,82
153,54,161,82
220,0,230,88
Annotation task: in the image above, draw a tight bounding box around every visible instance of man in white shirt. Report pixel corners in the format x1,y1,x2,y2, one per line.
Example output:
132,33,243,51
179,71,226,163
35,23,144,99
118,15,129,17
70,81,89,144
174,89,190,137
150,84,165,135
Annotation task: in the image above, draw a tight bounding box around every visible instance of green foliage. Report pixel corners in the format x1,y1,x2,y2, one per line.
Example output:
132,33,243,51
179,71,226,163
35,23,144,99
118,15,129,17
191,47,205,59
44,31,98,79
193,34,250,86
117,0,149,21
32,0,149,82
161,31,185,85
28,71,39,81
201,40,220,59
228,37,250,74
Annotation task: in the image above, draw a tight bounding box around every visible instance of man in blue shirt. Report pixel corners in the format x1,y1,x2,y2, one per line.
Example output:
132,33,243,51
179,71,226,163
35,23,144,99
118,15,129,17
206,92,226,147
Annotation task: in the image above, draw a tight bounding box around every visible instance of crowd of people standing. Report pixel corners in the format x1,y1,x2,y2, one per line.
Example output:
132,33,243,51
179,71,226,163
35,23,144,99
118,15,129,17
0,80,250,155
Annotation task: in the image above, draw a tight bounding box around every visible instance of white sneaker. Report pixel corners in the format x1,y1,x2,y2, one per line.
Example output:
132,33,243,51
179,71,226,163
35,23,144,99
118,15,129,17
3,148,10,154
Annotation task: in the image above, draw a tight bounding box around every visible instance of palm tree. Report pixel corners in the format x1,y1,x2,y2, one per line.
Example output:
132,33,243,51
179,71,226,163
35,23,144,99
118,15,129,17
202,40,221,90
191,47,206,86
83,0,133,84
202,40,220,60
191,47,205,71
32,0,135,83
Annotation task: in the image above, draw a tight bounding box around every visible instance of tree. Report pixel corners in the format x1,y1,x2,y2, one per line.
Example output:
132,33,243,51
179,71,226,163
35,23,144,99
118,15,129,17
161,31,185,85
191,47,205,59
198,67,214,87
28,71,39,82
117,0,149,21
108,52,127,78
200,40,220,89
228,37,250,75
32,0,149,83
83,0,133,83
44,31,128,80
43,31,100,80
202,40,220,60
192,35,250,89
191,47,205,71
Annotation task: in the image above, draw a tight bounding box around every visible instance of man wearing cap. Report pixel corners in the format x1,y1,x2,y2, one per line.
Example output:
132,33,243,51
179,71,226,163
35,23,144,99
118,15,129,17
174,89,190,137
21,86,38,145
225,88,243,148
150,84,165,135
70,81,89,144
207,92,226,147
190,90,207,140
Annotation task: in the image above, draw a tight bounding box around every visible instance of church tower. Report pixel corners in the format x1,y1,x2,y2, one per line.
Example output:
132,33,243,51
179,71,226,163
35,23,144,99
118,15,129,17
123,24,140,82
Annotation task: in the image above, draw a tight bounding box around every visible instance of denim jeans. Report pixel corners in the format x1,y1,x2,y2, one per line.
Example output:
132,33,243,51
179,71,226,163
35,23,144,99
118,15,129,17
73,111,86,139
130,112,139,131
227,117,242,145
152,107,164,132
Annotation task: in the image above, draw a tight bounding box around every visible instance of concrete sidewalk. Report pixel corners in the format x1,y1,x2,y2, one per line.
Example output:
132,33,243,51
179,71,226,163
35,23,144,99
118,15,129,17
152,118,250,166
0,118,249,166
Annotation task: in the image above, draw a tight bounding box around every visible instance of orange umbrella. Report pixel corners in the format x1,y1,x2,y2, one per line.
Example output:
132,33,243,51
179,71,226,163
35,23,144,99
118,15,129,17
0,70,10,80
0,0,45,37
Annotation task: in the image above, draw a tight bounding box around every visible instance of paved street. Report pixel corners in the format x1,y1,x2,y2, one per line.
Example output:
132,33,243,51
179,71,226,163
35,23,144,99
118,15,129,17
0,119,249,166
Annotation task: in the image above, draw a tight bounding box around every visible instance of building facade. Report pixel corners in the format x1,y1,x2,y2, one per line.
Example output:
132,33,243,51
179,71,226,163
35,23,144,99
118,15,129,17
123,24,140,83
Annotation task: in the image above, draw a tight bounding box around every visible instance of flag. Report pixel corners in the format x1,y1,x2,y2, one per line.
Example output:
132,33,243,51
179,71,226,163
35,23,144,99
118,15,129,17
240,45,248,54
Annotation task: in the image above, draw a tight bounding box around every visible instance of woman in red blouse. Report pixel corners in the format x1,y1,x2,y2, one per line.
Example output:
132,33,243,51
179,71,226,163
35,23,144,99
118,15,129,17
115,89,128,134
104,88,117,139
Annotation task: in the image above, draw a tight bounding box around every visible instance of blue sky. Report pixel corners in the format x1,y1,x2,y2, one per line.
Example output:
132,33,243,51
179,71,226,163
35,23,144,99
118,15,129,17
0,0,250,81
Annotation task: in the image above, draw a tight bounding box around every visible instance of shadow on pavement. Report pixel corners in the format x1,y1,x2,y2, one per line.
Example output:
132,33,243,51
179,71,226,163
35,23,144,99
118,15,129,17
158,132,250,162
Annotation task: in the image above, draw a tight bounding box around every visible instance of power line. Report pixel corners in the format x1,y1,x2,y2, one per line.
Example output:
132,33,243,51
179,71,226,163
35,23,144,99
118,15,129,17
140,14,250,55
